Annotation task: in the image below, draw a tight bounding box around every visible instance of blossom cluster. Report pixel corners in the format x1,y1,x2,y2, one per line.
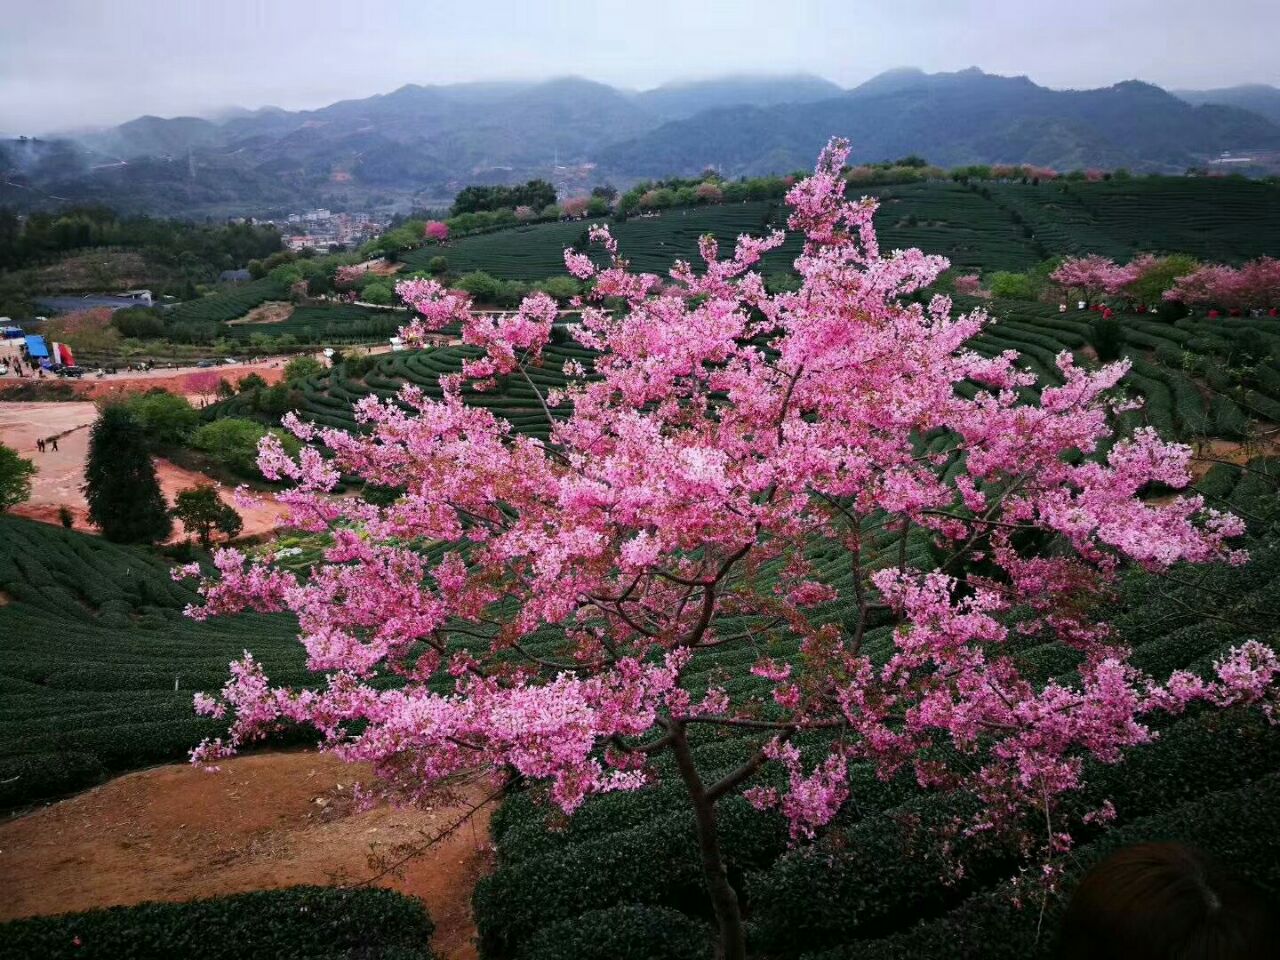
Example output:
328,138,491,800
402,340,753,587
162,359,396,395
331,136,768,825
183,139,1274,866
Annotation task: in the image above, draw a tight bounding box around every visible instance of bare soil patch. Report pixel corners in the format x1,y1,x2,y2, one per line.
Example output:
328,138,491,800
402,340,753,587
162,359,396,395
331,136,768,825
226,301,295,326
1188,435,1280,482
0,752,496,960
1,401,291,540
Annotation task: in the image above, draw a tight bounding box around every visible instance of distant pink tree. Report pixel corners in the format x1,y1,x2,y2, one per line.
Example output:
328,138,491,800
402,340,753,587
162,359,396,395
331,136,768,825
334,265,365,290
953,272,986,297
184,371,221,402
1165,257,1280,312
561,197,591,219
1026,166,1058,181
288,279,310,302
1051,255,1136,303
513,205,536,222
424,221,449,243
179,139,1274,960
1085,168,1106,182
695,182,724,203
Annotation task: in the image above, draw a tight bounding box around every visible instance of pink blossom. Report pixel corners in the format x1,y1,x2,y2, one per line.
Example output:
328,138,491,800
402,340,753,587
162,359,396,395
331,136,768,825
183,138,1269,902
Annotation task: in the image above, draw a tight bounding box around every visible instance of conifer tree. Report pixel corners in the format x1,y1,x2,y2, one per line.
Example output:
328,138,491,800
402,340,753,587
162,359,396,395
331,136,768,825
84,406,172,543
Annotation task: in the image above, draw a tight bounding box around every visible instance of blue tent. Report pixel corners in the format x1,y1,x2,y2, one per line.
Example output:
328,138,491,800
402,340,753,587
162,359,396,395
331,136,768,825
24,334,49,359
1,325,23,339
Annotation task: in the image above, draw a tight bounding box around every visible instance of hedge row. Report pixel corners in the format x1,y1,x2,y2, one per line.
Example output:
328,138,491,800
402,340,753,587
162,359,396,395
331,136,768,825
0,886,435,960
803,772,1280,960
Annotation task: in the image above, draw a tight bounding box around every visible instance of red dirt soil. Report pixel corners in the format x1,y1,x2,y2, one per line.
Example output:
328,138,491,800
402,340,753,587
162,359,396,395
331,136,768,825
1,401,291,539
0,752,497,960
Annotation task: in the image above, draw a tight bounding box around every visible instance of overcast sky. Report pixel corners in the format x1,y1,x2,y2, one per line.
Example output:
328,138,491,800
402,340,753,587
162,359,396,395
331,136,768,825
2,0,1277,134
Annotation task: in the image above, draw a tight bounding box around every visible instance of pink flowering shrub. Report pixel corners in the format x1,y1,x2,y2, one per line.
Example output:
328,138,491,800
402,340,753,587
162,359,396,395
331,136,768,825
561,197,591,219
513,205,536,222
1164,257,1280,312
1050,255,1138,303
180,139,1275,959
334,265,365,289
953,273,986,297
423,221,449,243
695,182,724,203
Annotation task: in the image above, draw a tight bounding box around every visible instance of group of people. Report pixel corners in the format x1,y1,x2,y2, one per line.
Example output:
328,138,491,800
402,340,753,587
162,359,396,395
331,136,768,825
1,353,42,377
34,436,59,453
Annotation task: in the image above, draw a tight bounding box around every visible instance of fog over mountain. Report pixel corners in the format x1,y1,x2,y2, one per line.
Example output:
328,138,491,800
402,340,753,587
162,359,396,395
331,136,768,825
4,70,1280,218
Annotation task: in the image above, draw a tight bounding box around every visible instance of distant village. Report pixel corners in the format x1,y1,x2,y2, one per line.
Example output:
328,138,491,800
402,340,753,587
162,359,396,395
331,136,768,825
233,208,392,253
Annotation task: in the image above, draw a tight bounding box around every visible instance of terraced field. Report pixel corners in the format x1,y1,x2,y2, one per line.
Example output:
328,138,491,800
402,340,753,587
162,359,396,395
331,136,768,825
399,176,1280,281
0,519,306,810
471,457,1280,960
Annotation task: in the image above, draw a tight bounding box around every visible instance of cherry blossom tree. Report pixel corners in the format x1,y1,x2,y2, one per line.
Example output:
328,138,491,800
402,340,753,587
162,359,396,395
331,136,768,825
1050,255,1137,304
695,182,724,203
953,272,986,297
184,371,221,403
560,197,591,219
180,140,1276,960
334,265,365,290
424,221,449,243
1165,257,1280,312
513,205,536,222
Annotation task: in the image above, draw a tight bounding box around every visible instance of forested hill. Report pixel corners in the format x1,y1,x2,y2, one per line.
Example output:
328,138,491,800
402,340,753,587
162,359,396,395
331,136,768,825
3,70,1279,218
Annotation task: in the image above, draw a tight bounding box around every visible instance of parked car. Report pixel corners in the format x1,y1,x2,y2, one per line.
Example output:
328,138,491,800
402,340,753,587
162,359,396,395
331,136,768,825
56,365,85,379
0,362,8,376
196,359,218,368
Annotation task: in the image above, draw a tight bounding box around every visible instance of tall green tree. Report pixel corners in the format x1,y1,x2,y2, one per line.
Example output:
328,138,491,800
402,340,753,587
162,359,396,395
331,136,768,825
83,406,172,544
172,485,242,548
0,443,36,512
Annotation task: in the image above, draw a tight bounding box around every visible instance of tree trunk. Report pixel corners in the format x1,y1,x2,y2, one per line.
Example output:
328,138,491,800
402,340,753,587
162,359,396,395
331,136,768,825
669,721,747,960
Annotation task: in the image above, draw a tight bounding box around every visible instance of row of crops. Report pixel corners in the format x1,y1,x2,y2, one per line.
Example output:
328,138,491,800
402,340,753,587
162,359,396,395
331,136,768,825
399,177,1280,281
472,458,1280,959
165,276,290,325
220,304,407,343
233,300,1280,458
0,518,307,810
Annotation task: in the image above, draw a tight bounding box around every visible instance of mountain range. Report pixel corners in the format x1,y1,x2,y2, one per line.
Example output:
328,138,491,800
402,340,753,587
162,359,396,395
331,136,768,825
3,69,1278,218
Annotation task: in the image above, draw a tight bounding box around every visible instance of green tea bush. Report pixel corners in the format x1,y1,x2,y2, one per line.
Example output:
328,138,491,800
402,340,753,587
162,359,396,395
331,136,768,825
0,886,435,960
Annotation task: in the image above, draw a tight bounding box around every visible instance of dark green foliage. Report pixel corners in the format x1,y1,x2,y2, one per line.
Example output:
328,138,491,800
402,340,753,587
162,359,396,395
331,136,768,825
0,886,435,960
0,517,307,809
519,905,712,960
454,180,558,216
171,485,242,548
1090,315,1123,361
83,407,171,544
0,442,36,512
801,774,1280,960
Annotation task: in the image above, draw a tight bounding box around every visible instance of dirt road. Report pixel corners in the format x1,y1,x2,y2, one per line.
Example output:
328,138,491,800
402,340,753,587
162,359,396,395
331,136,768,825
0,401,291,538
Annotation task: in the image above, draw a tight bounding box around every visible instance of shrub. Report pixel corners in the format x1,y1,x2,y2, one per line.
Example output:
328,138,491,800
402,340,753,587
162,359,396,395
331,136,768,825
988,271,1037,300
282,356,325,383
0,886,435,960
190,419,299,479
120,391,200,445
520,905,712,960
0,443,36,512
1090,315,1123,361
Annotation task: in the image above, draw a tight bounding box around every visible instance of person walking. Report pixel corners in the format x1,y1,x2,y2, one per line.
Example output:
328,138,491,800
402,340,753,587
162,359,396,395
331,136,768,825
50,436,58,452
36,438,45,453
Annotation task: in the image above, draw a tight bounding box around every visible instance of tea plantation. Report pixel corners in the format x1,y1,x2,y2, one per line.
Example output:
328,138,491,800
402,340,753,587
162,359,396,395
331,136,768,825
401,176,1280,280
0,518,307,810
472,459,1280,960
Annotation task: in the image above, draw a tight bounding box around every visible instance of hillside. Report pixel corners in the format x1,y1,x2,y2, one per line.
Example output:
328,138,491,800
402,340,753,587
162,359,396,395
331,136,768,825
400,177,1280,278
1176,83,1280,124
5,70,1280,217
598,70,1280,178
